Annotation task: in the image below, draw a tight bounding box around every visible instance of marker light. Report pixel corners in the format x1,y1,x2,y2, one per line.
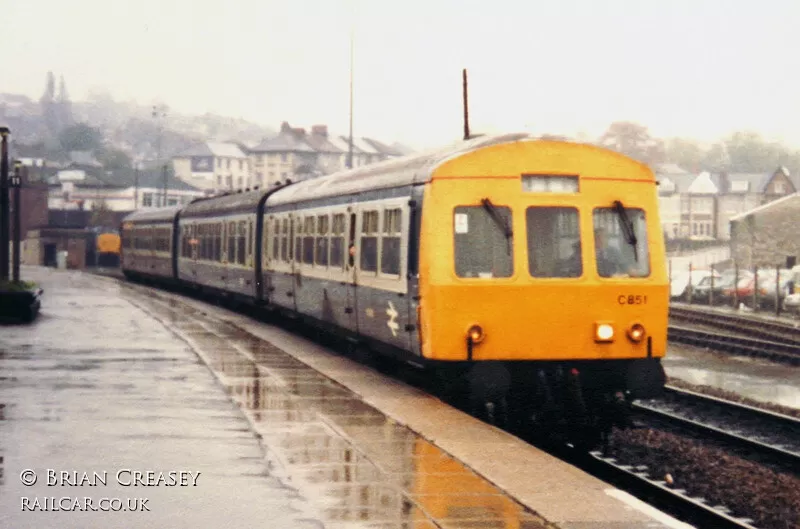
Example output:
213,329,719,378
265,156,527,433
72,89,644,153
594,323,614,342
627,323,646,342
467,324,485,344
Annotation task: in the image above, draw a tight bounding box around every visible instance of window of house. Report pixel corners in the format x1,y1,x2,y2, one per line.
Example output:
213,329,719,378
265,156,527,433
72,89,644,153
774,182,786,194
360,210,379,272
330,213,345,269
142,193,153,207
381,208,402,276
315,215,329,266
239,160,244,170
281,153,288,163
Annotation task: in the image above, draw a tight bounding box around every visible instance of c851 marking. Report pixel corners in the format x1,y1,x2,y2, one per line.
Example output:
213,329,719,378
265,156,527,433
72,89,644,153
618,294,647,305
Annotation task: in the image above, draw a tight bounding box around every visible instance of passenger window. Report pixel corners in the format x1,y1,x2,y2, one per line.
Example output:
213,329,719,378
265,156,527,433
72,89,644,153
228,222,236,263
294,217,303,263
272,220,280,261
330,214,345,269
453,205,513,278
303,216,315,264
360,211,379,272
315,215,329,266
593,207,650,278
526,207,581,278
248,220,254,265
237,221,246,265
215,224,222,261
280,219,288,262
381,208,402,276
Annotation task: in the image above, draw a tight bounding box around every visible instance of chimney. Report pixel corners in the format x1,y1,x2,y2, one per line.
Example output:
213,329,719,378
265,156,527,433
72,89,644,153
280,121,291,133
311,125,328,137
291,127,306,137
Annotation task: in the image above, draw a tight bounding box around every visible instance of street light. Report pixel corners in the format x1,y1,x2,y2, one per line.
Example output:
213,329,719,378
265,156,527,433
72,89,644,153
152,105,167,206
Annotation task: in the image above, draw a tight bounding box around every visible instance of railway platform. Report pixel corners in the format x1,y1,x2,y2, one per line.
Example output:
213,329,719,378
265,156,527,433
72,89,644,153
1,267,691,529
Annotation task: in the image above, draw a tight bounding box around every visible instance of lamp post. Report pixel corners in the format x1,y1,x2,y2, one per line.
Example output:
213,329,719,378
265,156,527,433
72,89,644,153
0,126,10,281
346,29,354,170
11,161,22,282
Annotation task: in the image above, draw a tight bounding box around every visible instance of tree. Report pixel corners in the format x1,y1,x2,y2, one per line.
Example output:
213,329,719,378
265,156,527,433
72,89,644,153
96,148,132,171
59,123,103,152
89,199,116,228
598,121,665,165
664,138,706,172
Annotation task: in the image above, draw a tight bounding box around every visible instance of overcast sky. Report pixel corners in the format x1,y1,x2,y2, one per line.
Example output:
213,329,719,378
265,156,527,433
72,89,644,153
2,0,799,149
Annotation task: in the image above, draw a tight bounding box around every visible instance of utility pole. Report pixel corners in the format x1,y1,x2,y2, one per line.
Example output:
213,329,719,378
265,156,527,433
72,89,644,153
162,164,168,207
152,105,167,206
0,126,10,281
134,164,139,209
11,162,22,282
347,29,354,170
462,69,471,140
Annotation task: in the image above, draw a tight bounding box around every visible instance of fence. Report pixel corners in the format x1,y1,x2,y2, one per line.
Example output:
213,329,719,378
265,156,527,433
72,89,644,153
669,260,798,316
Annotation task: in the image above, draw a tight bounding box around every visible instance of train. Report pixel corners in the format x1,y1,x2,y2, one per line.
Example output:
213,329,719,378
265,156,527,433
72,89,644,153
120,133,669,448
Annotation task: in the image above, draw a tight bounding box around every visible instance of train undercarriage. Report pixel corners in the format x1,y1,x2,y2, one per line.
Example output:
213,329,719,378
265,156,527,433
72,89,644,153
433,358,667,450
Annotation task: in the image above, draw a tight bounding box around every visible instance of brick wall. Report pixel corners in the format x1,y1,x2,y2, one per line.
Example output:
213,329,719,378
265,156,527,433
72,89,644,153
730,194,800,268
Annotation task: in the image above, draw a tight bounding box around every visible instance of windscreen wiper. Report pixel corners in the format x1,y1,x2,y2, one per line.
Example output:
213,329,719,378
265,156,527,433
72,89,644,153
481,198,513,254
613,200,638,262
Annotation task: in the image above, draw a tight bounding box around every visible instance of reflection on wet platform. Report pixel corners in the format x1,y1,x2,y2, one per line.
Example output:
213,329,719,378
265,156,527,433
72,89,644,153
129,289,554,529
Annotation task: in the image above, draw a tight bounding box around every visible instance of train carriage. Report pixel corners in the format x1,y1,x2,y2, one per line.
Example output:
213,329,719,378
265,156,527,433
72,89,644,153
177,191,263,298
121,133,669,446
120,206,181,281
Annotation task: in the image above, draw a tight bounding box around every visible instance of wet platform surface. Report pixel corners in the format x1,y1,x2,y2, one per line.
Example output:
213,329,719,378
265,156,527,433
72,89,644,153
1,267,691,529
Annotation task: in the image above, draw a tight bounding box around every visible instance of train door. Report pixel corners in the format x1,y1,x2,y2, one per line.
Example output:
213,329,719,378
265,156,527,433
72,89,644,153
345,210,359,334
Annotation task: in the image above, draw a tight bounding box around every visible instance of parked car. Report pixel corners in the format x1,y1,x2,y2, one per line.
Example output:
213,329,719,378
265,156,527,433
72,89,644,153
722,269,793,309
692,271,745,305
670,269,719,301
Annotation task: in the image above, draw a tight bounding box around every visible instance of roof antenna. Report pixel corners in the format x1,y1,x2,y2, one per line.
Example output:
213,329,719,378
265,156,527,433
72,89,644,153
462,68,470,140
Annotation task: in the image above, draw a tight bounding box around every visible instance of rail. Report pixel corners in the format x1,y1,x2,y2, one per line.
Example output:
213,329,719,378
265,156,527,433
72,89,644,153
668,325,800,365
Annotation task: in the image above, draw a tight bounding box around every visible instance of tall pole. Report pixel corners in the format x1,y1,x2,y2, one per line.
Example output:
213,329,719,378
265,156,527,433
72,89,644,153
162,164,168,208
12,162,22,282
462,69,470,141
0,126,10,281
134,164,139,209
347,29,354,170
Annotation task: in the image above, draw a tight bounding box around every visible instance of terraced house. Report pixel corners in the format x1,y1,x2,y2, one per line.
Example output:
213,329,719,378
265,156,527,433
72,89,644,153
656,165,798,241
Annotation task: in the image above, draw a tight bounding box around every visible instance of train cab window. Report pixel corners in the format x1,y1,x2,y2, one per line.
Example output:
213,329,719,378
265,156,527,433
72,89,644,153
526,207,581,278
237,221,246,265
315,215,329,266
280,219,288,262
381,208,402,276
360,210,379,273
454,206,513,278
593,207,650,278
302,216,315,265
227,222,236,263
330,214,345,269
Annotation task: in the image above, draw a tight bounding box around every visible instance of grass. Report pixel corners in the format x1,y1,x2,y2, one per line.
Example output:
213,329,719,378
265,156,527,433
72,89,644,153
0,279,38,292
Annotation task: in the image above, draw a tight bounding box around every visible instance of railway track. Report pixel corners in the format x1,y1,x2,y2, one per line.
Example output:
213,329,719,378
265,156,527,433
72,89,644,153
91,271,790,529
636,386,800,473
584,452,760,529
670,305,800,345
668,325,800,365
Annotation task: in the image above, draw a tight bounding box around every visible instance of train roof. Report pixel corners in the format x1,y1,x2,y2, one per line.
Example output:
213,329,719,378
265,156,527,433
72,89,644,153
266,133,531,207
121,206,182,225
180,189,269,218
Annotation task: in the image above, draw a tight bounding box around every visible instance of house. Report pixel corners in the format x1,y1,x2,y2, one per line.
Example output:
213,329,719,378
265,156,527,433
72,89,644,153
248,123,318,188
47,167,204,212
729,192,800,269
172,141,250,193
656,165,798,241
